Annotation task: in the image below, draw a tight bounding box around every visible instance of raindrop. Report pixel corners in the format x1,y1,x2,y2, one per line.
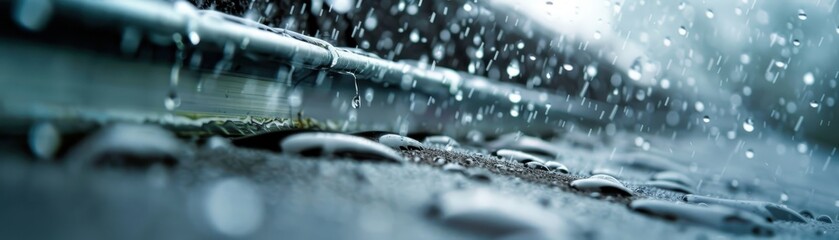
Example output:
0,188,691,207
409,29,420,43
164,91,181,111
562,64,574,71
678,26,687,36
663,37,671,47
188,31,200,45
508,91,522,103
702,116,710,123
517,41,525,49
809,101,819,108
352,95,361,109
627,58,643,81
705,9,714,19
463,3,473,12
797,143,808,153
742,118,755,132
348,72,361,109
745,149,754,159
780,193,789,203
792,39,800,46
593,31,602,39
797,9,807,20
695,101,705,112
803,72,815,85
507,60,521,77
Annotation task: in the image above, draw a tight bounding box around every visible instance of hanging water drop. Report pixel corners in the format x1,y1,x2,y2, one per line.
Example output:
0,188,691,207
743,118,755,132
792,39,800,46
678,26,687,36
349,72,361,109
507,60,521,78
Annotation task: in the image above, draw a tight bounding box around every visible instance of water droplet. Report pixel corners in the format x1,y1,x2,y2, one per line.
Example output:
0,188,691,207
797,143,808,153
627,58,643,81
507,60,521,77
792,39,800,46
188,31,200,45
562,64,574,71
528,55,536,61
705,9,714,19
593,31,602,39
509,106,520,117
663,37,671,47
463,3,473,12
695,101,705,112
508,91,522,103
164,91,180,111
702,116,710,123
797,9,807,20
780,193,789,203
351,95,361,108
745,149,754,159
803,72,815,85
678,26,687,36
517,41,525,49
409,29,420,43
809,101,819,108
742,118,755,132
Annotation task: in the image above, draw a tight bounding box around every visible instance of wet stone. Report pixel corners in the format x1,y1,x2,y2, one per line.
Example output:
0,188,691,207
232,129,318,151
487,133,560,158
442,163,466,173
280,132,405,163
354,131,423,151
431,188,567,237
526,161,549,171
465,168,492,183
544,161,569,174
423,135,460,148
645,180,694,194
651,171,695,188
570,174,633,196
28,121,61,160
799,210,814,219
683,195,807,223
816,215,833,224
493,149,546,164
616,152,687,172
63,124,184,170
629,199,773,236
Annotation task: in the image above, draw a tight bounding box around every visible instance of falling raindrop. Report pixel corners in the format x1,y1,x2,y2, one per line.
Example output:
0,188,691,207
745,149,754,159
349,72,361,109
678,26,687,36
563,64,574,71
797,9,807,20
508,91,522,103
792,39,800,46
742,118,755,132
705,9,714,19
702,116,710,123
809,101,819,108
627,58,643,81
507,60,521,77
803,72,815,85
409,29,420,43
663,37,671,47
593,31,602,39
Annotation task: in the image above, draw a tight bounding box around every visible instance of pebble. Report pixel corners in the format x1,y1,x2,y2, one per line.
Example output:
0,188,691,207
432,188,568,237
683,195,807,223
443,163,466,173
493,149,546,164
544,161,569,174
799,210,814,219
465,168,493,183
629,199,773,236
816,215,833,224
63,124,184,170
651,171,695,188
232,129,316,151
354,131,424,151
570,174,633,196
526,161,549,171
487,133,560,158
423,135,460,147
645,180,694,194
616,152,687,172
28,122,61,160
280,132,405,163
